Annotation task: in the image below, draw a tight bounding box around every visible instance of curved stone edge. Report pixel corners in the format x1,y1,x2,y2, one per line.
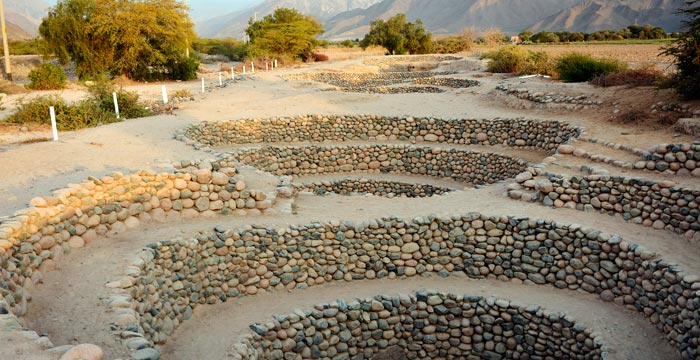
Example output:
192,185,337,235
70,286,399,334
509,167,700,241
117,212,700,359
295,178,453,198
232,290,605,360
176,114,582,153
0,160,289,359
224,144,530,187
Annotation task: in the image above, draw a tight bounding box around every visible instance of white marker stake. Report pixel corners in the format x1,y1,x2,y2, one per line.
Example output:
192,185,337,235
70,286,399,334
201,77,205,93
161,85,168,104
265,61,269,71
251,62,255,74
243,66,246,75
231,68,235,81
274,59,278,68
112,92,120,119
49,106,58,141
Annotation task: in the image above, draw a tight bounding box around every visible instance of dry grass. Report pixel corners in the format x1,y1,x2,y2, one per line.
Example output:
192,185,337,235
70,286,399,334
321,46,385,61
522,44,672,67
591,66,667,87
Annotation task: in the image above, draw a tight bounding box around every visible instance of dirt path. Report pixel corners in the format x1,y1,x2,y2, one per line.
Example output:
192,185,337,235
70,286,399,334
3,53,699,359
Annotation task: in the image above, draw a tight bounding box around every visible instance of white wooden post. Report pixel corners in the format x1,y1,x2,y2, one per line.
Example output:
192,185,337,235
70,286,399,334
274,59,278,68
201,77,205,93
161,85,168,104
265,61,269,71
251,62,255,74
218,72,222,86
112,92,120,119
231,68,235,81
243,65,246,75
49,106,58,141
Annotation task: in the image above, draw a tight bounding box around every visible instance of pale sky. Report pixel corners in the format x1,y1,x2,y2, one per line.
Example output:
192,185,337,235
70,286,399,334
44,0,263,22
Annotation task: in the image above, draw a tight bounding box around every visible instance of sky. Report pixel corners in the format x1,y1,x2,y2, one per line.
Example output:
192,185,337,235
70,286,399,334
43,0,263,22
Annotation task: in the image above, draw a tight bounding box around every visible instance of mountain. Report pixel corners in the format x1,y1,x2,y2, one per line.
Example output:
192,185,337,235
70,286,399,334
197,0,384,39
4,0,51,38
5,21,32,41
323,0,584,40
529,0,685,33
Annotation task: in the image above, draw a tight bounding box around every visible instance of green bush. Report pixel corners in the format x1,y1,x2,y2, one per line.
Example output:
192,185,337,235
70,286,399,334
483,45,555,76
556,53,627,82
27,63,67,90
4,95,119,130
87,78,152,119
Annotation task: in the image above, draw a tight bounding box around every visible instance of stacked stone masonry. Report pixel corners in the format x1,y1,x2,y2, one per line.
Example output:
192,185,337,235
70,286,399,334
0,164,274,317
183,115,581,152
296,179,453,198
641,143,700,176
125,213,700,359
235,291,603,360
511,170,700,240
226,145,529,186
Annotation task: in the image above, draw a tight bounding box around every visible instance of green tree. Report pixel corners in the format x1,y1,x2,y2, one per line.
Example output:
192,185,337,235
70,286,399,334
360,14,432,55
246,8,324,59
40,0,197,80
664,0,700,99
519,30,533,43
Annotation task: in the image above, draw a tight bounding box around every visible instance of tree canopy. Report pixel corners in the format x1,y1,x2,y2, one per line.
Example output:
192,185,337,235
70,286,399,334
360,14,432,55
246,8,324,59
664,0,700,99
40,0,198,80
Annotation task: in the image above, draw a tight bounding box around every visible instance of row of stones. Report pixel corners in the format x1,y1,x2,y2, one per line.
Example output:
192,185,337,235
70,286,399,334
234,291,603,360
413,77,480,88
181,114,580,152
225,144,529,187
283,72,454,91
495,84,603,106
121,213,699,359
509,169,700,241
360,86,445,94
362,55,462,68
644,142,700,176
295,179,453,198
0,164,274,317
556,141,700,177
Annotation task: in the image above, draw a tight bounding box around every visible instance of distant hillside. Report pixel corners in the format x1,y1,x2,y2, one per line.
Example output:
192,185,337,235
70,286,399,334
4,0,50,38
5,21,32,41
323,0,583,40
197,0,383,39
530,0,685,33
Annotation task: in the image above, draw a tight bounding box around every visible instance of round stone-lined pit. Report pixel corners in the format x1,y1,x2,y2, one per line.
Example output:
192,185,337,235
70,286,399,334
235,291,604,360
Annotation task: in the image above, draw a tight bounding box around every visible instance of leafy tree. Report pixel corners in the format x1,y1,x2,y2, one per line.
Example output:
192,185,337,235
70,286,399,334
360,14,432,55
664,0,700,99
246,8,324,59
518,30,533,43
40,0,197,80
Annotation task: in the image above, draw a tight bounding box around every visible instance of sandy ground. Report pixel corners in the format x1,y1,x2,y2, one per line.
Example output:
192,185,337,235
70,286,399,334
1,51,699,359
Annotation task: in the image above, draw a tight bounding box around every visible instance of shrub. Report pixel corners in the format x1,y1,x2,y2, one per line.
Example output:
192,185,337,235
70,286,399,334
556,53,627,82
4,95,118,130
171,89,193,99
27,63,67,90
590,66,666,87
312,53,329,62
87,78,152,119
483,45,555,76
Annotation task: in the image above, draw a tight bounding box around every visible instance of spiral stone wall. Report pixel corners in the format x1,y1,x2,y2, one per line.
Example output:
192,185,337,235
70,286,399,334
0,163,274,316
234,291,603,360
181,115,580,151
226,145,529,186
510,170,700,240
123,213,700,359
